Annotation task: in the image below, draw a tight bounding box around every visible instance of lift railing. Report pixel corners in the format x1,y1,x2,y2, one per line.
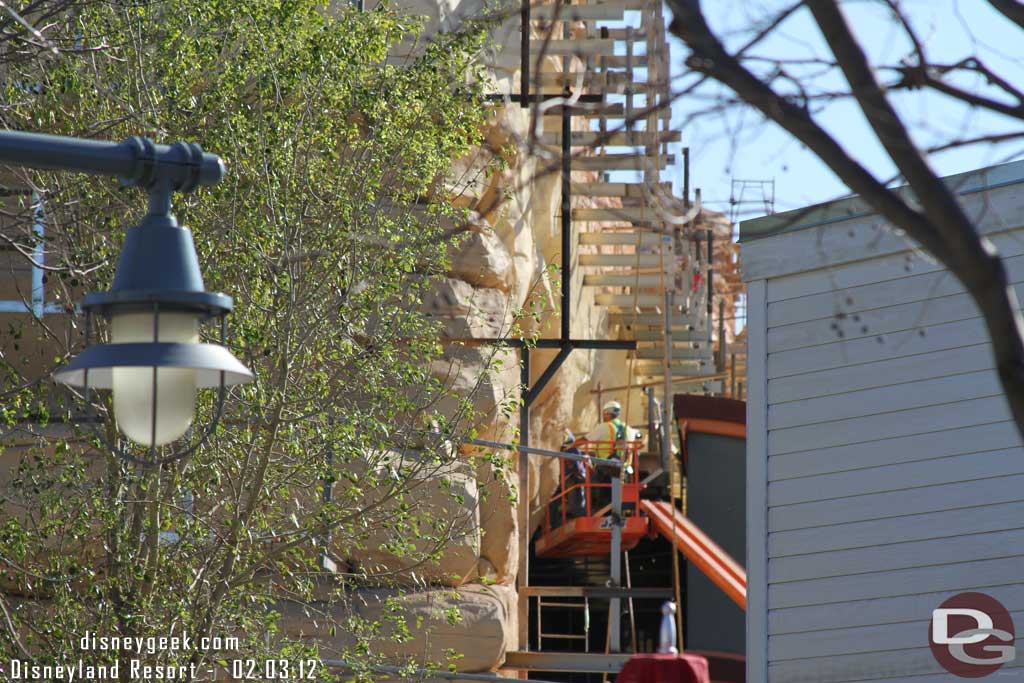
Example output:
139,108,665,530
543,440,643,533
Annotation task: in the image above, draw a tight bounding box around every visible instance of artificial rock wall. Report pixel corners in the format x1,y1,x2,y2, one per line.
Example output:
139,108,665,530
293,0,730,672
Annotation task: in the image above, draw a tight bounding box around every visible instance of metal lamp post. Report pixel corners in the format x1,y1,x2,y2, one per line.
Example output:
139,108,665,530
0,129,253,461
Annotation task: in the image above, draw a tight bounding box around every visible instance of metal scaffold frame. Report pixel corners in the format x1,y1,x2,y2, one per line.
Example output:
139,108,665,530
447,0,740,667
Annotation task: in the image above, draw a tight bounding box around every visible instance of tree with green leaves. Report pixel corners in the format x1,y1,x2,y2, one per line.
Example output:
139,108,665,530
0,0,506,678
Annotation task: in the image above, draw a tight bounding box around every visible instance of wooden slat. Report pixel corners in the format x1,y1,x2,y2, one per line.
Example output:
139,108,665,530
766,283,1024,354
631,339,704,349
769,584,1024,635
572,182,673,197
632,346,707,359
768,369,1000,430
579,231,666,246
767,315,989,380
741,182,1024,282
769,500,1024,559
768,395,1011,456
535,39,617,57
583,273,667,287
629,357,711,369
573,206,661,222
770,474,1024,537
764,229,1024,303
768,553,1024,608
540,130,680,146
621,328,700,340
767,253,1024,328
768,647,1023,683
611,312,698,328
769,446,1024,509
594,293,669,307
578,253,666,267
542,103,625,117
530,4,626,21
768,419,1020,482
572,154,674,171
771,525,1024,591
767,342,992,404
770,609,1024,662
601,27,652,40
590,54,650,68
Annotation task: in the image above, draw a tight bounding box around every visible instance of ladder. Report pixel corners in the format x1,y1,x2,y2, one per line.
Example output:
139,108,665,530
537,595,591,652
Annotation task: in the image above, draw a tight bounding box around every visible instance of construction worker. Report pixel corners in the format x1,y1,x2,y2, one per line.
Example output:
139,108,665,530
560,430,588,520
573,401,632,510
574,400,632,471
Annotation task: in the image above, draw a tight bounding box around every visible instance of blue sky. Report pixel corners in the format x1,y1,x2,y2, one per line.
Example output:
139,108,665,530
661,0,1024,222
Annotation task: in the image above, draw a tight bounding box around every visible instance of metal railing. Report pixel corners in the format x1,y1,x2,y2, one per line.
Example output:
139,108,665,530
542,439,643,534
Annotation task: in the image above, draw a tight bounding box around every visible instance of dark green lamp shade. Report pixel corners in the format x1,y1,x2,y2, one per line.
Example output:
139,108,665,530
53,341,253,388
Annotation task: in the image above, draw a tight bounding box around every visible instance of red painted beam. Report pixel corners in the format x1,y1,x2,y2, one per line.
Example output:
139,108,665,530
641,500,747,610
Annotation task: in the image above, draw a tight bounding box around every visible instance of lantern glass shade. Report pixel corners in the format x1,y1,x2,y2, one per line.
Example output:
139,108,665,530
111,311,199,446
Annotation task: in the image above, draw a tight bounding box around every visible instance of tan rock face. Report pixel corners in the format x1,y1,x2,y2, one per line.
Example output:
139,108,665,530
449,229,514,292
276,583,516,672
424,278,510,339
339,454,480,588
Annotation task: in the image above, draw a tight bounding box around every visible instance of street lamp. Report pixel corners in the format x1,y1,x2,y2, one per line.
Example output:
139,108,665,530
0,130,253,457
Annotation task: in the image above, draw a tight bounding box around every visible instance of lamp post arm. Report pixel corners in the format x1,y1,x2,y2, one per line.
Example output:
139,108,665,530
0,130,224,192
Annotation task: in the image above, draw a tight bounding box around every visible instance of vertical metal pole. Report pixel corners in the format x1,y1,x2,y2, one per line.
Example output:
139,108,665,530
517,346,531,651
730,352,737,398
609,474,622,653
718,298,726,373
521,0,530,108
320,444,336,572
30,191,44,318
662,290,674,473
683,147,690,209
706,229,713,322
561,96,572,343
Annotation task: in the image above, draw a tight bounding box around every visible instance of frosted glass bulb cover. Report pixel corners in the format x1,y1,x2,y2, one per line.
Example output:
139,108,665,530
111,312,199,446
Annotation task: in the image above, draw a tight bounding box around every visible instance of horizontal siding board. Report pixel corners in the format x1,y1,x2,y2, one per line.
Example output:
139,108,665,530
769,500,1024,558
767,316,989,379
767,252,1024,327
769,527,1024,583
767,396,1011,456
769,471,1024,531
770,609,1024,660
768,647,1023,683
768,555,1024,609
767,343,992,404
755,182,1024,681
765,229,1024,302
769,583,1024,634
768,420,1021,480
768,369,1000,430
767,447,1024,507
744,181,1024,281
767,283,1024,354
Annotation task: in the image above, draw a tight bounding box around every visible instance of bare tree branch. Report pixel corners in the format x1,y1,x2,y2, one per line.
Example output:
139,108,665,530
987,0,1024,30
665,0,1024,439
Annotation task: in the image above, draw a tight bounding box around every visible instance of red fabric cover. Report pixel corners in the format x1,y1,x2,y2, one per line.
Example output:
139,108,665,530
616,653,711,683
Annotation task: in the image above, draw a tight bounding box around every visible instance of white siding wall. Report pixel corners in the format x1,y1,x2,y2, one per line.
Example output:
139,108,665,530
742,171,1024,683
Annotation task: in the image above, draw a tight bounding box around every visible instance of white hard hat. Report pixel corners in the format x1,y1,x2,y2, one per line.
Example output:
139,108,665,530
602,400,622,416
562,429,576,445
